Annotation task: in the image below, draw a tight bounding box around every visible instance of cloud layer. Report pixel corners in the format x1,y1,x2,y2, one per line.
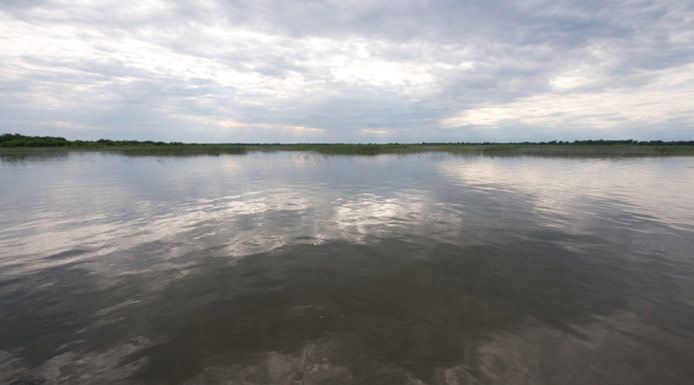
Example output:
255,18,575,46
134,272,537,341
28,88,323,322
1,0,692,142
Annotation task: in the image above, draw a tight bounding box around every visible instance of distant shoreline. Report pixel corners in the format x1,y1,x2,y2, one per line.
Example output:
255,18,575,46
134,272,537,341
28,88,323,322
2,134,694,156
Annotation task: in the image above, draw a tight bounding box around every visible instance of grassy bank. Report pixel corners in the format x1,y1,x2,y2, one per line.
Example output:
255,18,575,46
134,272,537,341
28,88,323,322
244,143,694,156
2,134,694,157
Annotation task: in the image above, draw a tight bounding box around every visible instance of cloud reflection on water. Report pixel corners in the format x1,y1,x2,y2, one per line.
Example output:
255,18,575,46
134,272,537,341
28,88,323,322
1,152,694,384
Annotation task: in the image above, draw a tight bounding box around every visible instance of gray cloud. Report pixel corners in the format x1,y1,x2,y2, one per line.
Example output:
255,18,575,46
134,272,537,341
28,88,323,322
0,0,692,142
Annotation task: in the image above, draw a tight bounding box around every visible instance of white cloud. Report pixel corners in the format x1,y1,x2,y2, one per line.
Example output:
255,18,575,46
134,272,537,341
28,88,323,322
358,129,392,136
441,63,694,132
0,0,692,141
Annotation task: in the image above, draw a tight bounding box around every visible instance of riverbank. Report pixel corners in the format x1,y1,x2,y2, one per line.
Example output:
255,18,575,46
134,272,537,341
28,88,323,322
2,143,694,157
2,134,693,156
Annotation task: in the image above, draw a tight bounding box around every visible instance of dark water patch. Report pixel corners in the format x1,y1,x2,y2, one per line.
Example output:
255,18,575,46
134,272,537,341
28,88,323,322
0,237,646,383
111,237,637,383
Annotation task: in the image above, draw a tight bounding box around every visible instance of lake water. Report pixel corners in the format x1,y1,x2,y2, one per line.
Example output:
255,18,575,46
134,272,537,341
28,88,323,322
1,151,694,385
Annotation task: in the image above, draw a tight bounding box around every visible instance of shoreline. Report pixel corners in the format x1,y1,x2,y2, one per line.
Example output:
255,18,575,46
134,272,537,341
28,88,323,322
2,143,694,157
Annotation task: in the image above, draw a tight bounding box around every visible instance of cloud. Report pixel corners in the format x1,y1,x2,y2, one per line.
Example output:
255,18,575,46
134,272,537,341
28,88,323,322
0,0,692,142
441,63,694,130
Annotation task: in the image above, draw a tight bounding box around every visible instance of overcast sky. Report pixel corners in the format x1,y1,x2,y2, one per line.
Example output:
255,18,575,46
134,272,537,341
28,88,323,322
1,0,692,142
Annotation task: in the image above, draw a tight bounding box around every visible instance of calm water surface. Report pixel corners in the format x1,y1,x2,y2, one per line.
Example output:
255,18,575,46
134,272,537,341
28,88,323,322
1,151,694,385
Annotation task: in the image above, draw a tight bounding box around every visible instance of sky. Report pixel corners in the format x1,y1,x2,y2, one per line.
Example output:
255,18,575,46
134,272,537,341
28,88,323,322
0,0,692,143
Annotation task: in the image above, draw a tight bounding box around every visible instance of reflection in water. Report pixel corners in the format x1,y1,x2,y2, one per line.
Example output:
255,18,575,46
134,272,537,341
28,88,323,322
0,150,71,164
1,152,694,384
438,157,694,230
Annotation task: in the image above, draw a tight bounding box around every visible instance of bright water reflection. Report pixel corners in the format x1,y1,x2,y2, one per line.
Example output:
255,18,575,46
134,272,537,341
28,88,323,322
1,152,693,384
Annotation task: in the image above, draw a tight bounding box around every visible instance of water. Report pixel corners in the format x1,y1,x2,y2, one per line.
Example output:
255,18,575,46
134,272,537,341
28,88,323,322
1,151,693,385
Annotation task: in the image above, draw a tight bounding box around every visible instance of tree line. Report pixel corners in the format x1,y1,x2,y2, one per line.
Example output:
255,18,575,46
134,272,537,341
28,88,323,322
0,133,184,147
2,133,693,147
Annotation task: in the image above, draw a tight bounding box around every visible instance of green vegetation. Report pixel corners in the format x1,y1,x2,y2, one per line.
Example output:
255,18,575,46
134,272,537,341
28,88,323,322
0,133,71,147
0,133,187,147
0,133,247,155
2,133,694,156
112,145,246,156
250,142,694,156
